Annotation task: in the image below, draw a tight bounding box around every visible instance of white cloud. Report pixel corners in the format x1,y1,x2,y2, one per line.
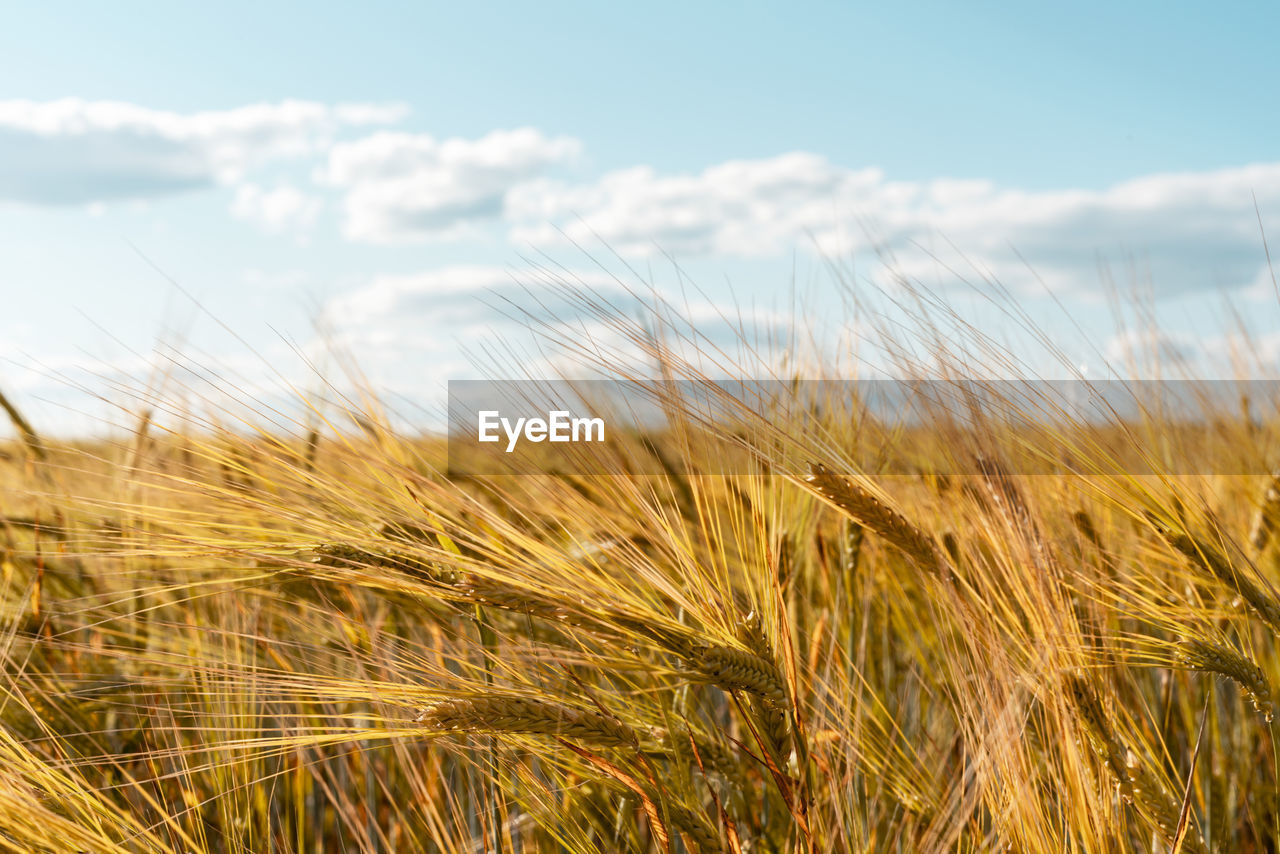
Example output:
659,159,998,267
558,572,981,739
507,153,887,256
320,128,581,243
0,98,407,205
507,155,1280,296
231,183,322,233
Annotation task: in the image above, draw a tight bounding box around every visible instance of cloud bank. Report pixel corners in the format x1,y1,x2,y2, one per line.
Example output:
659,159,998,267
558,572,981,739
5,96,1277,300
508,155,1280,295
320,128,581,242
0,98,407,204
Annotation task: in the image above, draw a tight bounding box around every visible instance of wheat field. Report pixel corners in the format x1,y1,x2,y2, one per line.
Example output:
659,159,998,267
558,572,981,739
2,277,1279,853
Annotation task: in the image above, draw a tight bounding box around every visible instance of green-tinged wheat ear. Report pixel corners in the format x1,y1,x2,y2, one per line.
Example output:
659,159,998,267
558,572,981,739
666,803,721,851
750,698,792,767
648,726,743,780
1064,673,1207,854
844,519,865,574
1176,638,1273,720
307,543,591,624
1148,517,1280,633
804,462,942,573
416,696,638,747
307,543,460,585
1249,471,1280,552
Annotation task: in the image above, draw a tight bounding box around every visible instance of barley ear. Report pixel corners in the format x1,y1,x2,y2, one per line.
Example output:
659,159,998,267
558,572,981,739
1064,673,1208,854
1177,638,1273,720
804,462,942,573
417,695,638,747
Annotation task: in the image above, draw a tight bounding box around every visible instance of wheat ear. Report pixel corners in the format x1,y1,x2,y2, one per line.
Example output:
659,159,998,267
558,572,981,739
1151,519,1280,633
1065,673,1207,854
1249,472,1280,552
666,803,721,851
1177,638,1273,720
804,462,941,573
738,612,792,762
692,643,788,705
417,696,637,747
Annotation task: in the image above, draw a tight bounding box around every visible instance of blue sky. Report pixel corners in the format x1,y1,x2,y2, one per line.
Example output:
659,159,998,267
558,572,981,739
2,1,1279,431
